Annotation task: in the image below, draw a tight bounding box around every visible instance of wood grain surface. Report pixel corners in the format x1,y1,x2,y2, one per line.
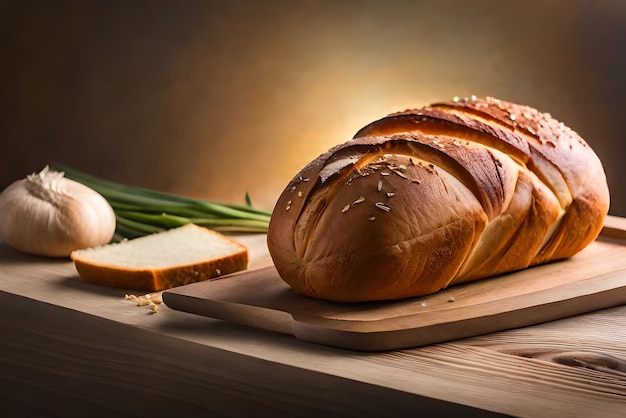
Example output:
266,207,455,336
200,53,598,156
1,291,500,418
1,219,625,417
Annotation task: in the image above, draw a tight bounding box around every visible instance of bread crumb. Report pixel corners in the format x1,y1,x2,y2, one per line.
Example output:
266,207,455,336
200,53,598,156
447,296,456,302
124,292,163,313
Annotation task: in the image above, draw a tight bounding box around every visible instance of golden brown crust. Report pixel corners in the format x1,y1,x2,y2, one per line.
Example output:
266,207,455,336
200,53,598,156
267,97,610,302
74,251,248,292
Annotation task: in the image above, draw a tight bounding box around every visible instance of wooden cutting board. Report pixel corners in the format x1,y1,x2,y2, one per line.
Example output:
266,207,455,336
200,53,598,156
163,216,626,351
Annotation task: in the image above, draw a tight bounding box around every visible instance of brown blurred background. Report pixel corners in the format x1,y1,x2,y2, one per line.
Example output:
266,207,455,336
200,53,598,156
1,0,625,216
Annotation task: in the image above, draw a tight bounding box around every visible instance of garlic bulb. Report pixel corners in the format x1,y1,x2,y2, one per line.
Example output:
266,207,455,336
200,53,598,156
0,166,116,257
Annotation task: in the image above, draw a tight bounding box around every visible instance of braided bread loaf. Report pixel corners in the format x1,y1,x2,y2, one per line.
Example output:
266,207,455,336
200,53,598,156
267,97,610,302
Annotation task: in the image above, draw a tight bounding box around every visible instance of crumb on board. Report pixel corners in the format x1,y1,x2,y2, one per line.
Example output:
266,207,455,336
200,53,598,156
124,292,163,314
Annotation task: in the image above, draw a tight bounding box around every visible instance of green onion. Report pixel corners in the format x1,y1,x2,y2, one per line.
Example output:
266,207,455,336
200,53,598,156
50,163,272,240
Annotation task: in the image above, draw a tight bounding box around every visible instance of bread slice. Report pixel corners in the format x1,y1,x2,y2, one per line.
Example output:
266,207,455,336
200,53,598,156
71,224,249,291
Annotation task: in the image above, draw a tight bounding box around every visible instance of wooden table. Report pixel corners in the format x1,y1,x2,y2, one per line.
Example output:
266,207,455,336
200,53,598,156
1,225,625,417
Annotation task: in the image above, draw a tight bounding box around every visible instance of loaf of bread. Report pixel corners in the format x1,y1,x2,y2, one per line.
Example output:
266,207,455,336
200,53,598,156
266,96,610,302
72,224,248,291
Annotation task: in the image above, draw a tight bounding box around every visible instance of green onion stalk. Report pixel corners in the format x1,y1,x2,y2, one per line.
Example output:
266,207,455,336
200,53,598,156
50,163,272,242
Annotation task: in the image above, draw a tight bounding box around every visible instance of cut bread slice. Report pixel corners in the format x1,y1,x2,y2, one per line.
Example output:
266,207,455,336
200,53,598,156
71,224,249,291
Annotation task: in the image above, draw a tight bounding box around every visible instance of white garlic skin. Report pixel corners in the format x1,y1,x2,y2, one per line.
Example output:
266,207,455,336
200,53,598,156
0,168,117,257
